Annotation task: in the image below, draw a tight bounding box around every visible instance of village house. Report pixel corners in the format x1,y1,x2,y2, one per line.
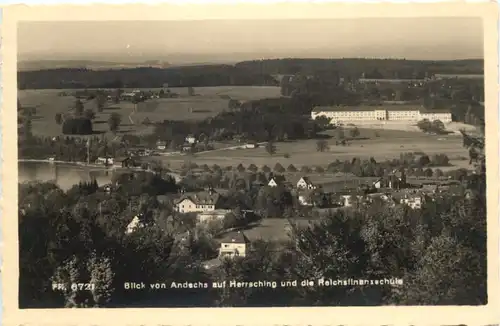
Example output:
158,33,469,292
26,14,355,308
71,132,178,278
185,134,197,144
101,183,113,193
296,176,316,190
297,189,314,206
125,214,154,234
113,157,137,168
156,140,167,151
219,231,251,258
174,189,222,213
95,157,114,166
393,192,425,209
268,175,287,187
373,170,407,190
125,216,143,234
181,143,194,152
336,190,365,207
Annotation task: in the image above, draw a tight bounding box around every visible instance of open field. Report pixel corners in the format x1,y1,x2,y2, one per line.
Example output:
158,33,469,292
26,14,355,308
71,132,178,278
239,218,320,243
18,86,281,137
156,128,471,171
341,121,477,134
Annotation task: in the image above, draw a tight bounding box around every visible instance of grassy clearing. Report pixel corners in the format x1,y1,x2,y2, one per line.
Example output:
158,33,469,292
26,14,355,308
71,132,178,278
161,128,469,170
18,86,281,137
242,218,319,242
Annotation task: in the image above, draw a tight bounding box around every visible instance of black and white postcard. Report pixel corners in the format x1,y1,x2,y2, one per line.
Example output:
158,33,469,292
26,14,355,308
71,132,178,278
2,3,499,326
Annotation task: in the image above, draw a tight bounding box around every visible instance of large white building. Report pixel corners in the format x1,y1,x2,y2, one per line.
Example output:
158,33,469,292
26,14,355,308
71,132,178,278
311,105,452,124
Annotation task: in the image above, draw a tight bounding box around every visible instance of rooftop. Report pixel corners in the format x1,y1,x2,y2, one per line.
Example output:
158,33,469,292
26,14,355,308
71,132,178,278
220,231,250,244
175,190,220,205
312,104,451,114
312,105,423,112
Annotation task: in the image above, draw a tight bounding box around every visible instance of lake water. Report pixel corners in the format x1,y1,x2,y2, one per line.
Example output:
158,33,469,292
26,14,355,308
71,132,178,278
18,162,182,191
19,162,113,191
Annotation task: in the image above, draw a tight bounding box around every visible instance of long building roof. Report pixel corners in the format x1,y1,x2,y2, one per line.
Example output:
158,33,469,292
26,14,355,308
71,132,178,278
312,105,422,112
312,105,450,114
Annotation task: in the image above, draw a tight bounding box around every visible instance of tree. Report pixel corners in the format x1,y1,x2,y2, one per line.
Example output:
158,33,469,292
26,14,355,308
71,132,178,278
418,155,431,167
336,128,345,140
261,165,271,173
274,163,285,173
315,166,325,173
108,113,122,133
392,235,485,305
424,168,434,178
350,127,360,138
300,165,312,173
248,164,258,173
435,169,444,178
62,118,93,135
316,139,329,152
236,164,246,173
75,99,84,116
96,94,106,112
55,113,63,125
287,164,297,172
431,120,445,134
84,109,96,120
87,253,115,307
228,99,241,111
314,116,332,129
113,89,121,104
285,210,372,305
265,141,277,156
416,119,432,132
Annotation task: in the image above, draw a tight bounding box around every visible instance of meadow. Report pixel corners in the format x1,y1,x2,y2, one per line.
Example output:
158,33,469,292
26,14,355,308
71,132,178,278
18,86,281,137
158,128,470,171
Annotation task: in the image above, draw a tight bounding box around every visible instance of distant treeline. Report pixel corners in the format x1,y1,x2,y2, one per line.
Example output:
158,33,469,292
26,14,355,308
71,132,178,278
18,58,484,90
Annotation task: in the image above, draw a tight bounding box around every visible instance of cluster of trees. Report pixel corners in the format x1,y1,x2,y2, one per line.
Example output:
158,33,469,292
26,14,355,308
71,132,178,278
152,97,320,147
186,151,451,176
62,117,93,135
416,119,446,134
18,65,279,89
18,171,221,308
235,58,484,79
57,98,122,135
18,59,483,90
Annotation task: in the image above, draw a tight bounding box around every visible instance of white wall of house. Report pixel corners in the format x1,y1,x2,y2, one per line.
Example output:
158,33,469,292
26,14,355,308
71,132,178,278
219,243,247,258
125,216,142,234
297,178,314,189
176,199,217,213
197,210,230,223
268,179,278,187
298,195,313,206
176,199,197,213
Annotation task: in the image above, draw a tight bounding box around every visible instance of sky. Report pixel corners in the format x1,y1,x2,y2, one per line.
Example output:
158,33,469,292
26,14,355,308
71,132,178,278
18,17,484,63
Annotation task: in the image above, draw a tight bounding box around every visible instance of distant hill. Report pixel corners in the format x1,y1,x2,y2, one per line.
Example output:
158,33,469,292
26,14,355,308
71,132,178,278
18,60,172,71
17,57,484,90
